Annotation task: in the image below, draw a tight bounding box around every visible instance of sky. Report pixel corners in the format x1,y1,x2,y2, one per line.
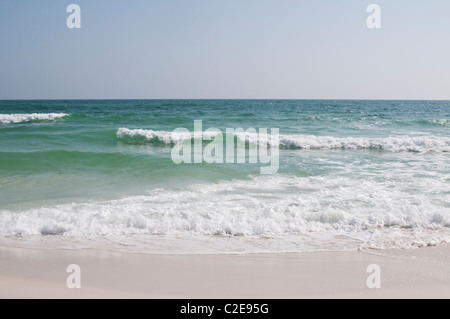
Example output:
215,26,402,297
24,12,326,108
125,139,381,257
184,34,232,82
0,0,450,100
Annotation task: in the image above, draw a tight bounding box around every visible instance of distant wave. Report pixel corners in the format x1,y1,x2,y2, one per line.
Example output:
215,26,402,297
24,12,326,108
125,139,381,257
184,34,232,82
417,119,450,127
0,113,69,124
117,128,450,152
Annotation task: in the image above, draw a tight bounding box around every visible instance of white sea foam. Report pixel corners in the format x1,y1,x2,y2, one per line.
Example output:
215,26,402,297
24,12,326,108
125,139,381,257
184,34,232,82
277,134,450,152
117,128,220,144
0,113,69,124
422,119,450,126
117,128,450,152
1,175,449,253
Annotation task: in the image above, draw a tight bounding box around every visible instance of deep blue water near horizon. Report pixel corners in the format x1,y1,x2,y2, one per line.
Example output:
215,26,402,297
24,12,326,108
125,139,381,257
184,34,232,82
0,100,449,253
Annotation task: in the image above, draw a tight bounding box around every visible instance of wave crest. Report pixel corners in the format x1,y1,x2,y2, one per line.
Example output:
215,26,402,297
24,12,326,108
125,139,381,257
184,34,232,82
0,113,69,124
117,128,221,144
117,128,450,152
278,135,450,152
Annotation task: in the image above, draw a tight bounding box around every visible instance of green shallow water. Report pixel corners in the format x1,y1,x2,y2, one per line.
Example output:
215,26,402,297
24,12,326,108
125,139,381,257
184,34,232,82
0,99,449,206
0,100,449,253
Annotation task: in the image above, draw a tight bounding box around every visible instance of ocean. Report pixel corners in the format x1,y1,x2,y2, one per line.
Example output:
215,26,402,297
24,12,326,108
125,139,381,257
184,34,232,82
0,100,449,254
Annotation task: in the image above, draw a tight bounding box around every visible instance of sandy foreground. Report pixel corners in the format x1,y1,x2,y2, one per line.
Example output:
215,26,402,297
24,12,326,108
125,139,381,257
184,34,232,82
1,244,449,299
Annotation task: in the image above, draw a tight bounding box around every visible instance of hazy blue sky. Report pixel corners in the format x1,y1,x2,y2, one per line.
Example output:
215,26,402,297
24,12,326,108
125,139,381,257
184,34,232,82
1,1,449,99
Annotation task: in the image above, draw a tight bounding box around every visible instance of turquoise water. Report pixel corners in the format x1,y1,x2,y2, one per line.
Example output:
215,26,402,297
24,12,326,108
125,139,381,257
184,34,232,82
0,100,449,253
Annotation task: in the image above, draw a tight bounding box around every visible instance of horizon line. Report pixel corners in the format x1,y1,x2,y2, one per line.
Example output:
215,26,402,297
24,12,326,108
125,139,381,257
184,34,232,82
1,98,450,102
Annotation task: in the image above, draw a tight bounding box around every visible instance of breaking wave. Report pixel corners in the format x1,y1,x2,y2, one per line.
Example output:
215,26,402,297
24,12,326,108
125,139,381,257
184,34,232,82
0,113,69,124
117,128,450,152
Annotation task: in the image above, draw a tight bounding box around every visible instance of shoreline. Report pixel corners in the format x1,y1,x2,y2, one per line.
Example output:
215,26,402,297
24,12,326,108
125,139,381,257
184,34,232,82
1,244,450,299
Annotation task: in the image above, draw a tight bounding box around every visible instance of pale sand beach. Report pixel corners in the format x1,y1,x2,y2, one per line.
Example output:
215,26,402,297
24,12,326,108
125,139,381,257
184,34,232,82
1,245,449,299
